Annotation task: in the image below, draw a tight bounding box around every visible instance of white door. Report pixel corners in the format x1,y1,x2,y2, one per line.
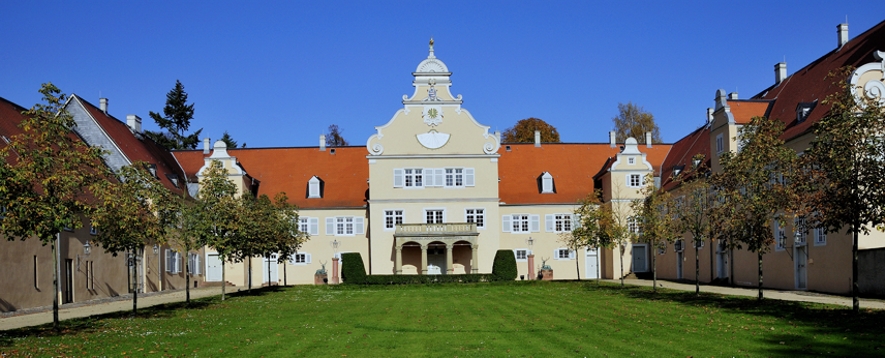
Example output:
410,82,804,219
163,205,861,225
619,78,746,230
264,254,280,284
716,240,728,279
206,254,222,282
585,248,599,279
795,246,807,290
676,251,684,280
631,244,648,272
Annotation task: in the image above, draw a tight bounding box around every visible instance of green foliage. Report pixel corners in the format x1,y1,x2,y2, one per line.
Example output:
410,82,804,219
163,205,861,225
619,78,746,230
145,80,203,150
501,117,561,143
219,131,238,149
340,252,367,284
491,250,517,281
325,124,348,147
362,274,493,285
612,102,662,144
631,175,679,290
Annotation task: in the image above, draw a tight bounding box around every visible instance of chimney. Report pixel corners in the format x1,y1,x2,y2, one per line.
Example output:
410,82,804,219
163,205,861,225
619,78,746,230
706,108,714,123
319,134,326,151
534,130,541,147
645,132,652,148
775,62,787,84
728,92,738,100
837,23,849,48
126,114,142,133
494,130,501,142
203,137,211,154
99,98,108,114
609,131,616,148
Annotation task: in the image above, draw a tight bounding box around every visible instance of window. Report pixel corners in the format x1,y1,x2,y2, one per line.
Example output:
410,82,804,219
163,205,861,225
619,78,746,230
674,239,684,252
425,209,444,224
445,168,463,187
555,248,575,260
627,217,640,234
814,226,827,246
384,210,404,230
325,216,364,236
694,238,704,249
546,214,574,233
465,209,485,228
627,174,642,188
299,217,319,236
503,214,539,233
628,157,635,165
514,249,528,262
188,253,201,275
308,176,322,198
290,253,312,265
89,224,98,236
541,172,554,193
397,168,474,188
405,169,423,187
794,217,807,245
165,250,182,274
716,133,724,153
774,221,786,251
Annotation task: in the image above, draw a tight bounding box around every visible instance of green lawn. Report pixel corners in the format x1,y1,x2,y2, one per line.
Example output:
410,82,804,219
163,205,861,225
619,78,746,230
1,281,883,357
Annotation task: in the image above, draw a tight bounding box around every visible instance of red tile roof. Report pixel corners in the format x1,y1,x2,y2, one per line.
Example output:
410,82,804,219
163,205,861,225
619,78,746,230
72,95,188,196
498,143,672,205
659,125,711,191
727,100,771,124
173,146,370,209
752,20,885,141
0,97,28,140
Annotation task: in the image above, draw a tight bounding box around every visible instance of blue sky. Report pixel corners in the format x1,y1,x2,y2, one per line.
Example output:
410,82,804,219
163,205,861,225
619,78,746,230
2,2,883,148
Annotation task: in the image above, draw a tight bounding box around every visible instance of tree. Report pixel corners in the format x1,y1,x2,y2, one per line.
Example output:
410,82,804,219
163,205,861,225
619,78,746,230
166,191,202,304
194,160,239,300
0,84,113,330
631,176,678,292
91,162,174,315
804,70,885,313
145,80,203,150
572,192,611,285
612,102,662,144
220,131,238,149
671,154,716,295
270,192,305,286
325,125,349,147
558,225,584,280
714,116,797,300
501,117,561,143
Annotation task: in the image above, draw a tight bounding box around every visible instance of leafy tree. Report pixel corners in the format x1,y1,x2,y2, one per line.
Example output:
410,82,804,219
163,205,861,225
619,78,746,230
145,80,203,150
270,192,305,286
194,160,239,300
631,176,678,293
0,84,113,330
604,193,633,287
673,155,716,295
325,124,348,147
612,102,662,144
714,116,797,300
501,117,561,143
91,162,174,315
166,192,202,304
572,191,612,285
804,70,885,313
558,228,584,280
220,131,238,149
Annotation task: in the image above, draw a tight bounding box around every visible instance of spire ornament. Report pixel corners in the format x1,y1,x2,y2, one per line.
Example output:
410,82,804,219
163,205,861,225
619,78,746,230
428,37,435,59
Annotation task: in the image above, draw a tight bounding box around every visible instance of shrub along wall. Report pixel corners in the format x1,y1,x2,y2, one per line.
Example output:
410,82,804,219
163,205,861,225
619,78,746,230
340,252,367,284
359,274,495,285
492,249,517,281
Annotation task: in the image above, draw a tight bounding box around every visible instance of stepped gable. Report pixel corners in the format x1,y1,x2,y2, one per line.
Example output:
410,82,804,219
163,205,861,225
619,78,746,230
74,95,188,196
498,142,671,205
173,146,369,209
754,20,885,141
659,125,711,191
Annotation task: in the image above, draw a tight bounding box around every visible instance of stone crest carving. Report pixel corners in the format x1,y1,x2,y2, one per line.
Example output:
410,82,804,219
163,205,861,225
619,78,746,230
850,50,885,107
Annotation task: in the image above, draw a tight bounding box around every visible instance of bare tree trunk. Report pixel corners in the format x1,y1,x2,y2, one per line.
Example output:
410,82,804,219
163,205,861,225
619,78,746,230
757,252,763,300
695,238,700,296
283,261,287,286
709,237,714,283
729,238,735,287
132,249,138,316
852,221,859,313
575,252,581,281
221,257,226,301
619,243,625,287
267,255,272,287
51,238,60,331
248,256,252,292
652,245,657,293
185,254,191,304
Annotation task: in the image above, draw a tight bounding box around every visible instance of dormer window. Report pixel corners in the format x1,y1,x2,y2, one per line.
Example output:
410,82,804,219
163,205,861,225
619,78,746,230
166,174,180,188
147,163,158,178
796,101,817,123
673,165,684,177
308,176,322,198
628,157,635,165
540,172,554,194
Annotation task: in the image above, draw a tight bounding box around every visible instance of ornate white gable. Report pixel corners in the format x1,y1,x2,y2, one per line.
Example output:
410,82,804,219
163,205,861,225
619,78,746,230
850,51,885,107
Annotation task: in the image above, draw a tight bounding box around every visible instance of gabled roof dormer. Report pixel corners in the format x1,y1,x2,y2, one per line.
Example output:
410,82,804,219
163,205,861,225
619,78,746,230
539,172,554,194
308,176,323,199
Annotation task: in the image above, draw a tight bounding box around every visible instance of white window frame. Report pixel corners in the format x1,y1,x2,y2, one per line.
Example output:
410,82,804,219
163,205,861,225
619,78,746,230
188,253,201,275
555,248,575,260
794,217,807,245
541,172,554,193
165,250,182,274
814,226,827,246
337,217,354,235
505,214,539,234
445,168,464,187
465,208,485,229
627,216,640,235
290,252,311,265
514,249,528,262
424,209,445,224
404,168,424,188
384,209,404,231
628,157,635,165
308,176,321,198
774,220,786,251
716,133,724,154
326,216,364,236
627,173,642,188
299,217,319,236
546,213,574,233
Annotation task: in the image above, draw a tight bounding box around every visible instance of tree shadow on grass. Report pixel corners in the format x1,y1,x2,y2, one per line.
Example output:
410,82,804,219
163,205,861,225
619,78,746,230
583,283,885,356
0,286,288,346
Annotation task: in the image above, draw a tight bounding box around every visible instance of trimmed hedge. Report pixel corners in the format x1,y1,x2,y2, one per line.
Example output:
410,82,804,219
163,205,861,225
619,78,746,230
492,249,518,281
361,274,494,285
340,252,367,284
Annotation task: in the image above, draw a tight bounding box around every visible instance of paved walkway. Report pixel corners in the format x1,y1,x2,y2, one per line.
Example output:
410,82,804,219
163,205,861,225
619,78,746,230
607,278,885,310
0,287,225,332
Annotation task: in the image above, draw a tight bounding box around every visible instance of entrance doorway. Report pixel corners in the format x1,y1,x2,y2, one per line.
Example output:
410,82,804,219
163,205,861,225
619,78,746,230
716,240,728,280
206,254,222,282
795,245,807,290
264,254,279,285
584,248,598,279
631,244,648,272
63,259,73,304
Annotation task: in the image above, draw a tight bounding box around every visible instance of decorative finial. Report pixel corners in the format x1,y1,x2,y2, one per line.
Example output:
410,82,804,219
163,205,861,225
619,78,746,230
428,37,435,58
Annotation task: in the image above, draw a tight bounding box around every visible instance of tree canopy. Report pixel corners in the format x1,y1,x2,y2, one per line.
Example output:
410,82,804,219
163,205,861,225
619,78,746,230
501,117,560,143
145,80,203,150
612,102,662,144
220,131,238,149
325,124,348,147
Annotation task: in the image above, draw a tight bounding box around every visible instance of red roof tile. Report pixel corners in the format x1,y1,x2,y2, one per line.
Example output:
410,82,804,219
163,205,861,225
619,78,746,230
659,125,711,191
0,97,28,140
727,100,771,124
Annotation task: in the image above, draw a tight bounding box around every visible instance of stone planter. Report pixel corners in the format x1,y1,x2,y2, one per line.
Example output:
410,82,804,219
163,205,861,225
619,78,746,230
539,269,553,281
314,273,328,285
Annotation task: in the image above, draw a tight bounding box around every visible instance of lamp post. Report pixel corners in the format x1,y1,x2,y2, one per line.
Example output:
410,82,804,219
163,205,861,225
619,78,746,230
526,237,535,280
153,244,161,292
330,239,340,284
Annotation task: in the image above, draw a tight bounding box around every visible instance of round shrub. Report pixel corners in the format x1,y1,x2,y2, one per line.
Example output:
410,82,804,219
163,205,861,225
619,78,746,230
491,249,517,281
340,252,367,284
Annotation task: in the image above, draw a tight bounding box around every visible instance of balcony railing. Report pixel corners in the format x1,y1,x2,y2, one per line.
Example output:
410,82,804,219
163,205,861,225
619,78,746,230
395,222,478,236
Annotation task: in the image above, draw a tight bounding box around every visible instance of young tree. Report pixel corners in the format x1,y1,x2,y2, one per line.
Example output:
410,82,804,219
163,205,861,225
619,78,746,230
145,80,203,150
0,84,113,330
91,163,174,315
501,117,561,143
270,192,305,286
631,176,678,292
805,70,885,313
714,116,797,300
612,102,662,144
572,192,611,285
325,125,349,147
194,160,239,300
166,192,202,304
220,131,238,149
674,154,715,295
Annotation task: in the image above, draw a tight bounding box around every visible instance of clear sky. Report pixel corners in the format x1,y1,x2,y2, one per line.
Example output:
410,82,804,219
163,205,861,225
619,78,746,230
2,2,883,148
